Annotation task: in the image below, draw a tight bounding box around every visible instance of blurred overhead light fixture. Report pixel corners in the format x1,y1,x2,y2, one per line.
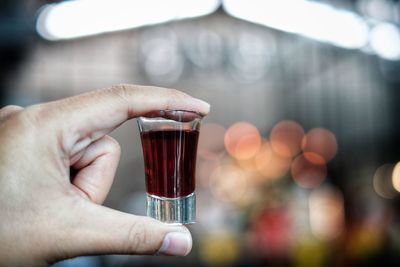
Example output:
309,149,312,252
369,23,400,61
222,0,369,49
36,0,220,41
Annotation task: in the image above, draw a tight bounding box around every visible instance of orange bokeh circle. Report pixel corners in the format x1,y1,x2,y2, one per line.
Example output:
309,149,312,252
301,128,337,162
255,141,291,179
224,122,262,160
291,152,327,188
270,120,305,158
198,123,226,160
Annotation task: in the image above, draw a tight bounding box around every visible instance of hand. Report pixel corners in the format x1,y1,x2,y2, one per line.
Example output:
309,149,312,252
0,84,210,266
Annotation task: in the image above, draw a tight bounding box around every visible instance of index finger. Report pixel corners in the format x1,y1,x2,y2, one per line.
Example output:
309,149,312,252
29,84,210,152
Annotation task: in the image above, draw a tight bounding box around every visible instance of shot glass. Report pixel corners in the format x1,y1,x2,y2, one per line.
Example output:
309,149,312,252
137,110,202,224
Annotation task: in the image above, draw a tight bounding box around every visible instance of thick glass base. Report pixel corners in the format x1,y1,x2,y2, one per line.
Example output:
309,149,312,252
146,192,196,225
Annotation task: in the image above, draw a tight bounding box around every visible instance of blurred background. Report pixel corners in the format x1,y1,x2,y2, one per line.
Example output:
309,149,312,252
2,0,400,266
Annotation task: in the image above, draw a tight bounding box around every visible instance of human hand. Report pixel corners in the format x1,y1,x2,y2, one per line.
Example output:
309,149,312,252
0,84,210,266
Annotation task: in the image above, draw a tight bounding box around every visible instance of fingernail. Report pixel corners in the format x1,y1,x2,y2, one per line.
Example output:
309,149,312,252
158,232,192,256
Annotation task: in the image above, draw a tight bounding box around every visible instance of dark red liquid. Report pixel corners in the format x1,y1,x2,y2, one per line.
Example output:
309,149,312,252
140,130,199,198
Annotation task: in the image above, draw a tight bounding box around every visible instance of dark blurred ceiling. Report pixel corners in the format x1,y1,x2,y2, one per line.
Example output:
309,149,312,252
0,0,39,102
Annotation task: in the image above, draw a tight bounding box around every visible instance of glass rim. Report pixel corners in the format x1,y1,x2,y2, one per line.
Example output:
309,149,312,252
139,109,203,122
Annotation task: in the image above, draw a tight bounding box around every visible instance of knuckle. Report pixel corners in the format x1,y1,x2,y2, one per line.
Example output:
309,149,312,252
0,104,23,113
112,83,131,95
110,84,133,105
0,105,24,123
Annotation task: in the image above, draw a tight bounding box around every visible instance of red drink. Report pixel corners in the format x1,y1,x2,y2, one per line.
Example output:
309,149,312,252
140,129,199,198
137,110,202,224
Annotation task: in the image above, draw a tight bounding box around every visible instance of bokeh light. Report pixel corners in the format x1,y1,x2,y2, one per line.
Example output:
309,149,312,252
184,29,224,69
270,120,305,158
237,156,258,172
224,122,262,160
392,161,400,193
291,152,327,188
309,186,345,241
209,163,248,203
292,239,327,267
346,223,383,261
373,164,397,199
370,22,400,61
228,31,274,82
255,141,292,180
140,35,184,85
301,128,338,162
199,233,240,266
196,157,220,187
198,122,226,160
248,206,292,258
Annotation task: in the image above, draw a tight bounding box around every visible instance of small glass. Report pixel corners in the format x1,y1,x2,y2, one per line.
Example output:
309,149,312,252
137,110,202,224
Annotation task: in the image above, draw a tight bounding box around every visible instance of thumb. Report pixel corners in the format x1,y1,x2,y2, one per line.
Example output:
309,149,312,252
56,202,192,260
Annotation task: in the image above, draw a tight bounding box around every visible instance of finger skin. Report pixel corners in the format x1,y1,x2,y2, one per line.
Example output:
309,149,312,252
71,135,121,204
